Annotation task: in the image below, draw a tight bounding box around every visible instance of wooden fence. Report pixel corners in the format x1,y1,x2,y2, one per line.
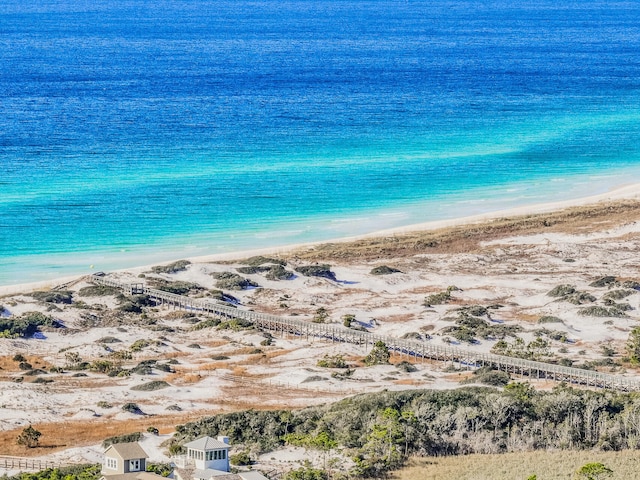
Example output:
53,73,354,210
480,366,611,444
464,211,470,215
91,275,640,392
0,456,66,472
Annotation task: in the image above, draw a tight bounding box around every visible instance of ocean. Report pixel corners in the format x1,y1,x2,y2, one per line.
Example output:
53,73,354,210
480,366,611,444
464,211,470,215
1,0,640,285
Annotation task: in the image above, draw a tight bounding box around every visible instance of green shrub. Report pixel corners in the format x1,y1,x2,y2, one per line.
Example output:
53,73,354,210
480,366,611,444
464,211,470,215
147,278,203,295
217,318,254,330
146,463,172,477
119,302,142,314
151,260,191,274
31,290,73,304
364,341,390,366
96,336,122,344
547,284,576,297
589,276,617,288
230,451,252,466
295,264,336,281
579,306,628,317
192,318,222,330
284,467,328,480
395,361,417,373
302,375,327,383
401,332,425,341
131,381,170,391
16,425,42,448
32,377,54,384
236,265,268,274
130,339,151,351
97,401,113,409
243,256,286,267
461,367,510,386
102,432,142,447
265,264,295,280
313,307,329,323
0,312,62,338
566,292,596,305
317,354,347,368
155,363,174,372
342,314,355,327
538,316,563,324
89,360,118,374
603,289,635,301
370,265,401,275
212,272,259,290
78,285,121,297
121,403,144,415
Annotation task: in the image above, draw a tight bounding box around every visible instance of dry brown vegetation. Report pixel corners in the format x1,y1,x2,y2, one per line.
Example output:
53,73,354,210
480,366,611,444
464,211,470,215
290,200,640,261
0,413,204,457
391,450,640,480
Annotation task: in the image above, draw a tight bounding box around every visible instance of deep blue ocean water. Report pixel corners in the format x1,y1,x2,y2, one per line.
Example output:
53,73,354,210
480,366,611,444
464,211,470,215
2,0,640,285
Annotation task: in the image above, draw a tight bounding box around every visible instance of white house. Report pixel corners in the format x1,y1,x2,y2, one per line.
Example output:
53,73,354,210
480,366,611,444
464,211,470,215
173,435,268,480
101,436,268,480
173,436,231,477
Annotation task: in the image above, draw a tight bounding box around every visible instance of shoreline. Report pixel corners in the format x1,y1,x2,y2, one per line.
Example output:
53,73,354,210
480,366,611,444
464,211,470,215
2,181,640,297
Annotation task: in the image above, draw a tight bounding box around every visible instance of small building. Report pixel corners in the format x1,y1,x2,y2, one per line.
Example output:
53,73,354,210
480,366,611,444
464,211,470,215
173,436,268,480
100,436,268,480
101,442,165,480
175,436,230,480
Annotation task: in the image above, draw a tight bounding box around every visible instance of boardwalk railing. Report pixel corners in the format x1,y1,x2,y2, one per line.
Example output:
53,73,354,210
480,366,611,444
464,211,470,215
0,456,67,472
91,275,640,392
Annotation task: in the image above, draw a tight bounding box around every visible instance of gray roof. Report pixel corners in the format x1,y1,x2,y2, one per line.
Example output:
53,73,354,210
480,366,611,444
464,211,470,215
184,437,229,451
193,470,237,480
136,473,167,480
237,472,269,480
102,473,167,480
106,442,148,460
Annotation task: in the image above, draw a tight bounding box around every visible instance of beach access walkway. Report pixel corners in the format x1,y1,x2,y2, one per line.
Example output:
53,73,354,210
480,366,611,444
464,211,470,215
91,275,640,392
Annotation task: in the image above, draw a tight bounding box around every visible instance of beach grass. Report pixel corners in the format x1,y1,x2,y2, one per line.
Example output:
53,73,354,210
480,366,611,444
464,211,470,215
391,450,640,480
291,200,640,261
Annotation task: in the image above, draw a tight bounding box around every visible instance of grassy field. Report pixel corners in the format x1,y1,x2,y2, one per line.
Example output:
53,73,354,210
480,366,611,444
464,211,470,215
391,450,640,480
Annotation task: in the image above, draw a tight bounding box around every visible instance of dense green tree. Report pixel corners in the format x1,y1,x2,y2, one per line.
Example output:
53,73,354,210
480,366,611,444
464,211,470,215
16,425,41,448
364,341,390,366
627,327,640,364
313,308,329,323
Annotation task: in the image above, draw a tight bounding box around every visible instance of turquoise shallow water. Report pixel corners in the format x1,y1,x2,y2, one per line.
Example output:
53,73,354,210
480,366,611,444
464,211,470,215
1,0,640,285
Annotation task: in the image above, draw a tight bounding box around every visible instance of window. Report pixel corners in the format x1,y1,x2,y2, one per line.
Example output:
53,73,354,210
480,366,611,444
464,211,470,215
106,458,117,470
213,450,226,460
129,459,141,471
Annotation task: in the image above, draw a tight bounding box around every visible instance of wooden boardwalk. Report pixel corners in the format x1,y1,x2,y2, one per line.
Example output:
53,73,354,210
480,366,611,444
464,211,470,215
91,275,640,392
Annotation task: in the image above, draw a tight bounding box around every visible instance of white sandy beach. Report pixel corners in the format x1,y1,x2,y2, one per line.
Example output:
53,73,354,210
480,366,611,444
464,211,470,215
2,181,640,468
